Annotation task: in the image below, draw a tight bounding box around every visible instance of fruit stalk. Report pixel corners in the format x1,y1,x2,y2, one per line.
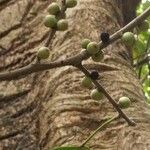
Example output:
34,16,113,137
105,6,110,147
80,115,119,147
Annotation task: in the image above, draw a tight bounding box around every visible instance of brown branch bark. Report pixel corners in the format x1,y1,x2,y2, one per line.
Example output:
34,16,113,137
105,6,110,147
0,6,149,81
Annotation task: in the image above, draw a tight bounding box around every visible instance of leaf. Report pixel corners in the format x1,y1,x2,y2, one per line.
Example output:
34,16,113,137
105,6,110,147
134,39,146,55
142,1,150,11
51,146,90,150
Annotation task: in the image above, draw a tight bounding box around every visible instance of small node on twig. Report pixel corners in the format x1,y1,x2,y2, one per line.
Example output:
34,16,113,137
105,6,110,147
90,89,103,101
100,32,110,44
91,50,104,62
90,70,99,80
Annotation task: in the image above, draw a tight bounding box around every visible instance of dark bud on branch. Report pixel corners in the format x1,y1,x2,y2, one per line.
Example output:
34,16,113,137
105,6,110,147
100,32,110,44
90,71,99,80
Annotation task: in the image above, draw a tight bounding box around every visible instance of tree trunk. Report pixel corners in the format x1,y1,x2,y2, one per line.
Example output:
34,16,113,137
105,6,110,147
0,0,150,150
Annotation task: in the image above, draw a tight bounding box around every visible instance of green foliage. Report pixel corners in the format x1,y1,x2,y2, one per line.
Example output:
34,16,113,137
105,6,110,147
135,1,150,102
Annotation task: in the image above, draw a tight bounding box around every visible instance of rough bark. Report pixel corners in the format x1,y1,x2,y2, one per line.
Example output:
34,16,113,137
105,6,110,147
0,0,150,150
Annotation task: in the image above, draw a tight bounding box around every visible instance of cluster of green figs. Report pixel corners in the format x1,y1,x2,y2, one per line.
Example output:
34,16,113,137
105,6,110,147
37,0,77,60
80,37,131,109
81,19,149,108
43,0,77,30
36,0,149,109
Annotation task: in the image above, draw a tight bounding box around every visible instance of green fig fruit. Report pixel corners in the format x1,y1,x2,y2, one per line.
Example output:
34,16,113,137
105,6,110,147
87,42,99,55
81,39,91,49
118,96,131,109
122,32,135,47
81,76,93,88
90,89,103,100
66,0,77,8
37,47,50,59
47,2,61,15
57,19,68,31
43,15,57,28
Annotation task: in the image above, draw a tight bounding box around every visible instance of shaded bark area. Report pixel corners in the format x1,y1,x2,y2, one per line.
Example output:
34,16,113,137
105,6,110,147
0,0,150,150
117,0,141,25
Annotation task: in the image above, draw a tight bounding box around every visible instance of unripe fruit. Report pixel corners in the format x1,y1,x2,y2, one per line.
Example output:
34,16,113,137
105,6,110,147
43,15,57,28
66,0,77,8
37,47,50,59
138,20,149,32
90,89,103,100
100,32,110,44
47,2,61,15
81,39,91,49
118,96,131,109
90,71,99,80
57,19,68,31
87,42,99,55
81,76,93,88
91,51,104,62
122,32,135,47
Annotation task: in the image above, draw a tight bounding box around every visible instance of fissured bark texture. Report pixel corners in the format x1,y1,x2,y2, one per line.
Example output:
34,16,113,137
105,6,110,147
0,0,150,150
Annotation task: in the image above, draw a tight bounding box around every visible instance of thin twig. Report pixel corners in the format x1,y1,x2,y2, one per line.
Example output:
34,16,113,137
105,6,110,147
99,6,150,49
45,29,56,47
146,35,150,52
77,64,136,126
80,115,119,147
138,66,142,79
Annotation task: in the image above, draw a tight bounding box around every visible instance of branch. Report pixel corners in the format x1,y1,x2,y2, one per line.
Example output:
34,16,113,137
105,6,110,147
0,7,149,81
102,6,150,49
77,64,136,126
0,60,72,81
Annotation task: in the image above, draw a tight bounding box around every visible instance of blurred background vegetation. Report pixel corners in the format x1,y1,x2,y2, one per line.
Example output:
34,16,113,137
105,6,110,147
134,0,150,102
